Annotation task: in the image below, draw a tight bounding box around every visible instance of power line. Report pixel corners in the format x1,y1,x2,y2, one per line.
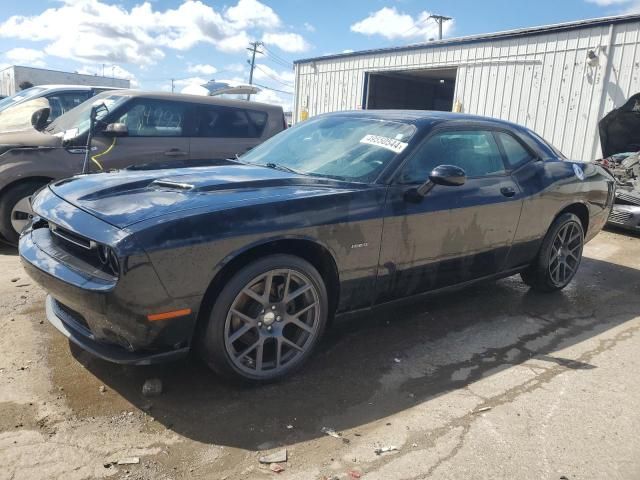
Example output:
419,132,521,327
261,45,293,68
253,83,293,95
254,64,294,87
261,53,292,70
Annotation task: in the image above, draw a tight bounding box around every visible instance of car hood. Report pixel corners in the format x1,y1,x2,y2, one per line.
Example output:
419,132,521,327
0,97,52,134
0,126,60,147
49,164,365,229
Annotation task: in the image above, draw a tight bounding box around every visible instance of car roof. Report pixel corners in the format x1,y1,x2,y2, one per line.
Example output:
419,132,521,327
322,109,529,131
99,89,284,112
27,85,124,91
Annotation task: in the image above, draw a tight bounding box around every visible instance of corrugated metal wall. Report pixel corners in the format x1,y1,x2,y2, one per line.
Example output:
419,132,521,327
294,19,640,160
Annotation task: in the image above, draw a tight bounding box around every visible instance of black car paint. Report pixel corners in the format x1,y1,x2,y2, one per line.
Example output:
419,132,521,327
19,111,614,364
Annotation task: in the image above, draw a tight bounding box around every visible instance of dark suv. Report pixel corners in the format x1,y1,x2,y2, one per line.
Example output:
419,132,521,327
0,91,286,243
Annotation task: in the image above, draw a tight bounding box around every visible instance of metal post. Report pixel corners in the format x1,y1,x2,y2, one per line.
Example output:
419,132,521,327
171,78,175,93
429,15,452,40
246,41,263,101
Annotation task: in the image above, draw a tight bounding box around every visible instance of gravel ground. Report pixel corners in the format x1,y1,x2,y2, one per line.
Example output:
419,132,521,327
1,229,639,480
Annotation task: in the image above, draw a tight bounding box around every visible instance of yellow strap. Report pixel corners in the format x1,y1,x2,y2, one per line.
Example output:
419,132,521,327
90,137,117,171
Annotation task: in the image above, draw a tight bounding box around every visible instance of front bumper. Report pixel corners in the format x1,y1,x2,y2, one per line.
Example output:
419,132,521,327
45,295,189,365
20,217,199,365
607,204,640,231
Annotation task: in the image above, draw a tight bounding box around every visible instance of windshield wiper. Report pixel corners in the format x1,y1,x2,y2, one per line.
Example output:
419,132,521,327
264,162,304,175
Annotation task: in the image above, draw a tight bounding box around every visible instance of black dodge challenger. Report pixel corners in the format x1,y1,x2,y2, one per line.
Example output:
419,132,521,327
19,111,615,382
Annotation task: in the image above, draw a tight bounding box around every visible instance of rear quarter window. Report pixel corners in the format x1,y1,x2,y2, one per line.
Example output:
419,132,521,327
196,106,268,138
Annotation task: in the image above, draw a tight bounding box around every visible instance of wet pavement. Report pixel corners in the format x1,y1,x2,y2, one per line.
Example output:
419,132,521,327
1,229,639,479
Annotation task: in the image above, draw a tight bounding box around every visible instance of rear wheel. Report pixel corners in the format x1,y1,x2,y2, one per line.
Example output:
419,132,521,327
199,254,328,382
0,181,46,245
521,213,584,292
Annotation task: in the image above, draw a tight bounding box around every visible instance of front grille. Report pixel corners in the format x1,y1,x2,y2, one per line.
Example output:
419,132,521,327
609,210,633,224
616,191,640,206
38,223,119,280
52,299,93,338
49,224,96,250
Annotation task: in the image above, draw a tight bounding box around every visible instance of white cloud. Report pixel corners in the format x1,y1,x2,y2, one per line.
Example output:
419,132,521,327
4,48,46,68
188,64,218,75
586,0,629,4
350,7,453,41
303,22,316,32
585,0,640,12
262,32,310,52
77,64,139,88
225,0,280,29
172,77,209,96
253,88,292,111
0,0,309,65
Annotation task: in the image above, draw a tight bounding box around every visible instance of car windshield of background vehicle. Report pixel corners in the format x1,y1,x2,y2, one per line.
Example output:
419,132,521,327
0,86,48,111
240,115,416,182
46,94,129,135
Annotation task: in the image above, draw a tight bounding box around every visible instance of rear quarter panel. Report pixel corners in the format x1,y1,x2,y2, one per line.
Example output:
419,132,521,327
506,159,613,268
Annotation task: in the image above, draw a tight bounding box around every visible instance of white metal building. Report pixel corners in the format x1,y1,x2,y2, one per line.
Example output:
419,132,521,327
293,14,640,160
0,65,130,97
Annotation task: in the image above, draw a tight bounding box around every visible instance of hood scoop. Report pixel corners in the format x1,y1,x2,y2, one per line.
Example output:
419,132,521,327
152,179,195,191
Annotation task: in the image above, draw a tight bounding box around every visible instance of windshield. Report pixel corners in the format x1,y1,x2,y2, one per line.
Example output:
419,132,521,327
240,115,416,182
47,93,129,134
0,86,48,112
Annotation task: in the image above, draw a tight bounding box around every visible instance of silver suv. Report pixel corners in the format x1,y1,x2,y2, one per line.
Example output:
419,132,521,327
0,90,286,244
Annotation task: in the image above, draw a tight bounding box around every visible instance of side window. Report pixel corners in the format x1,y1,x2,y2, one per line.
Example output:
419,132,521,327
46,91,91,119
196,106,266,138
114,100,186,137
496,132,534,168
399,130,505,184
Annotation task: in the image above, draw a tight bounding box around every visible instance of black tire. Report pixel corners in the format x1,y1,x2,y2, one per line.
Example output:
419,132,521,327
521,213,585,292
198,254,329,383
0,181,46,245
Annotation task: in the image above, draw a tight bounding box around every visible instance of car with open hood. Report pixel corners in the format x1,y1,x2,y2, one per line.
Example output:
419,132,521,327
0,90,286,244
19,110,615,382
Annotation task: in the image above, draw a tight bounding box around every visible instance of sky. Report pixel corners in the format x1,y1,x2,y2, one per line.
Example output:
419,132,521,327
1,0,639,111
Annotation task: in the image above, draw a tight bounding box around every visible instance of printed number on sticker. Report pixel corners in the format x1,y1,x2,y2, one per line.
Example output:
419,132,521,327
360,134,408,154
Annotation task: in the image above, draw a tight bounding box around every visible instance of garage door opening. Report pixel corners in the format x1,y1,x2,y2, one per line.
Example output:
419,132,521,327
364,68,457,111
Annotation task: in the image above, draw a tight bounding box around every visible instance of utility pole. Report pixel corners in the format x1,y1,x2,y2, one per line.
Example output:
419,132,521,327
171,78,175,93
429,15,452,40
246,41,263,101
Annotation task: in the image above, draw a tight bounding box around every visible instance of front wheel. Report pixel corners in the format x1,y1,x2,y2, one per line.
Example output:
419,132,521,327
0,181,46,245
198,254,329,383
521,213,585,292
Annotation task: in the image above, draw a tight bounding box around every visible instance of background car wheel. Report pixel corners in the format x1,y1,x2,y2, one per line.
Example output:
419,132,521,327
198,254,329,383
0,181,46,245
521,212,584,292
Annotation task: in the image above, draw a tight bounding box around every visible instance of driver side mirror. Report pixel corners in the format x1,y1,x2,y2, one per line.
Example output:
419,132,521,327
30,107,50,131
406,164,467,202
102,123,128,137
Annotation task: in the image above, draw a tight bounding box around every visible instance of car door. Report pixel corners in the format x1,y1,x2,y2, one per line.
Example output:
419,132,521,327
90,98,191,170
189,105,268,161
375,128,524,303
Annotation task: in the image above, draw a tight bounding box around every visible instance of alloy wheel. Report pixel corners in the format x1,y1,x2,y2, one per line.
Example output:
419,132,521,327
548,221,583,287
10,196,34,235
223,268,321,378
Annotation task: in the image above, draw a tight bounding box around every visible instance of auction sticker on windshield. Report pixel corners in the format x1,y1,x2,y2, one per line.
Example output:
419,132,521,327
360,134,408,154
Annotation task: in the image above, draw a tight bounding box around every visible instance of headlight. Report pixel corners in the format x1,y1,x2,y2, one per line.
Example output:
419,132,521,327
97,244,120,276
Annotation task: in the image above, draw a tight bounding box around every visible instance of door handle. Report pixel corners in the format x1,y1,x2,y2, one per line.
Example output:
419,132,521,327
164,148,187,157
500,186,516,197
